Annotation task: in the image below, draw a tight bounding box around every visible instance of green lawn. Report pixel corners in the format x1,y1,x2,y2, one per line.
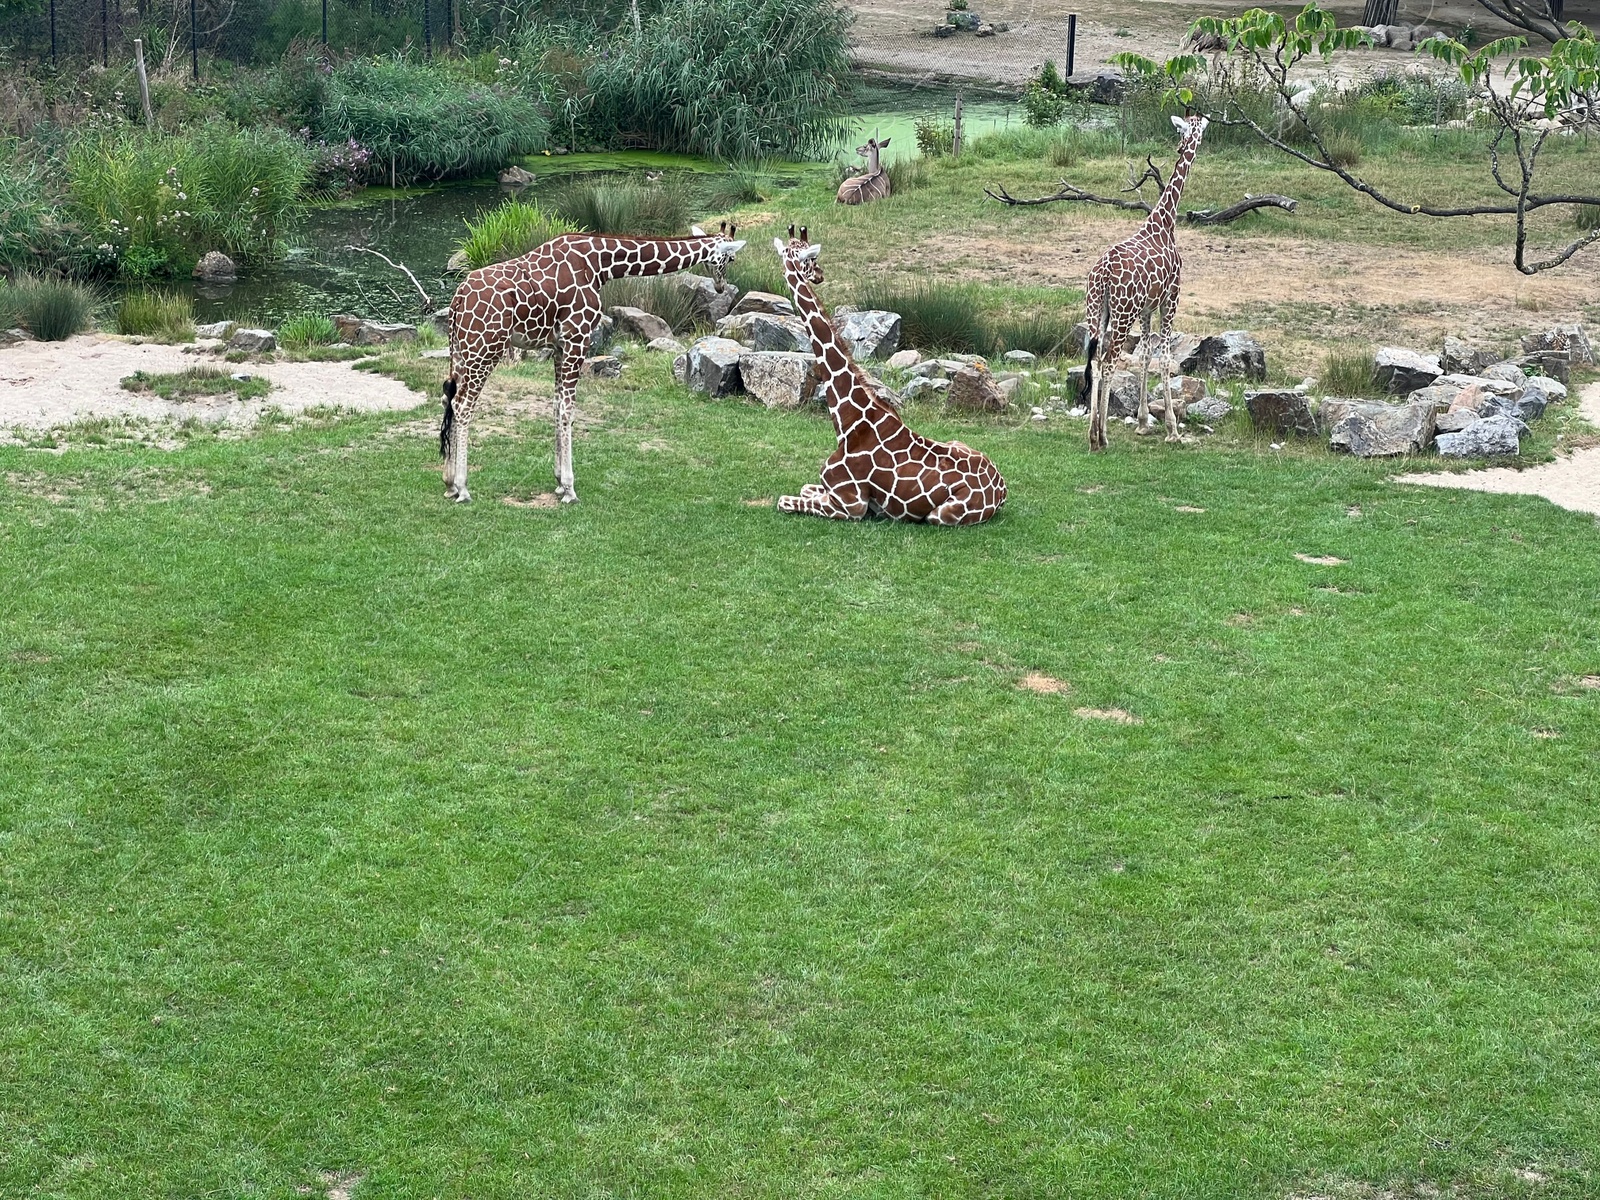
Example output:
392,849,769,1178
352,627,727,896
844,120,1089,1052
3,363,1599,1198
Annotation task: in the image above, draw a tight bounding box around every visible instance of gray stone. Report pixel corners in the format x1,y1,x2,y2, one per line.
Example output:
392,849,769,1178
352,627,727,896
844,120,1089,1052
1373,346,1441,394
1436,414,1523,457
729,290,795,317
1435,410,1480,434
1246,389,1317,437
715,311,810,354
194,320,234,340
1407,383,1465,412
975,21,996,35
947,365,1008,412
1507,375,1567,422
996,376,1020,399
192,251,237,281
903,375,951,400
333,315,417,346
584,355,622,378
1187,331,1266,381
1105,371,1143,418
887,349,922,370
1002,349,1037,364
1521,324,1593,366
672,354,687,383
666,274,739,325
610,306,674,343
835,309,902,360
738,351,818,409
591,313,615,352
1506,351,1570,385
1481,361,1527,384
647,336,687,354
228,327,276,353
1,326,33,346
1066,68,1127,104
684,336,745,396
946,9,981,29
1066,321,1090,356
498,165,536,187
1441,336,1497,376
1519,374,1567,408
1320,398,1435,457
1186,395,1233,423
864,374,902,409
432,307,452,335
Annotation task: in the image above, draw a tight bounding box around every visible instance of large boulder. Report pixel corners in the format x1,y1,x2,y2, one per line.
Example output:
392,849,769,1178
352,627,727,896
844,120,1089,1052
1106,373,1206,419
683,336,745,397
1373,346,1441,394
1320,398,1436,457
1521,324,1593,366
1508,375,1567,422
1186,395,1233,423
498,165,536,187
193,251,237,281
715,312,810,354
1481,361,1527,384
903,376,951,401
1441,336,1497,376
228,327,276,353
1505,351,1570,385
947,365,1008,412
1186,331,1266,381
333,315,417,346
738,351,818,409
1246,389,1317,437
730,290,795,317
1436,414,1523,457
1066,68,1127,104
194,320,234,340
610,306,674,343
665,274,739,325
1435,410,1480,434
834,310,902,360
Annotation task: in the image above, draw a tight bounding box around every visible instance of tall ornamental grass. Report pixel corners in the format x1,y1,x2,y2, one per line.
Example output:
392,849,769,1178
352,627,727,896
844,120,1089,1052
0,155,61,275
1,276,96,341
115,289,195,341
549,179,692,236
456,201,580,270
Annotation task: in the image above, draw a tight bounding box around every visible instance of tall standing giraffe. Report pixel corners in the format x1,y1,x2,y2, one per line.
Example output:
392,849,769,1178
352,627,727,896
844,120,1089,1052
1081,114,1209,451
440,224,745,504
774,227,1006,525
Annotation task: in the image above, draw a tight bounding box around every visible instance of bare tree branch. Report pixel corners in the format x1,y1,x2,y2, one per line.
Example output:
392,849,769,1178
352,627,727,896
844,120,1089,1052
1183,194,1299,223
1468,0,1565,45
984,181,1298,224
346,246,434,309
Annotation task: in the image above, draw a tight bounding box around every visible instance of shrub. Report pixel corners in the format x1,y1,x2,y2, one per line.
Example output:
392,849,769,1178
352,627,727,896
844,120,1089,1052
1319,345,1378,397
0,155,61,275
1047,136,1079,169
115,289,194,341
699,164,772,211
988,312,1079,358
550,179,692,236
914,116,955,157
278,313,339,349
317,59,547,184
599,275,703,334
5,276,95,341
457,200,582,270
857,281,986,354
1022,82,1069,128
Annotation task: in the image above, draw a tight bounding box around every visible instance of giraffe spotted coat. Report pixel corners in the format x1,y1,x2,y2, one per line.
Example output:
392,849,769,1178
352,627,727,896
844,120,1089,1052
774,228,1006,526
440,227,744,504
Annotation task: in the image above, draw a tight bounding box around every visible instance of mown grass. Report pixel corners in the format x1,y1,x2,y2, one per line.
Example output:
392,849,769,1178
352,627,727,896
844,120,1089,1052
2,357,1598,1198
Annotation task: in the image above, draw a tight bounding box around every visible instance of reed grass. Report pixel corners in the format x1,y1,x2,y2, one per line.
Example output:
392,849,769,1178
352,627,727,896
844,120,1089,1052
857,281,987,355
599,276,704,334
3,276,96,342
1319,345,1380,397
456,201,580,271
550,179,693,237
115,289,194,342
277,313,339,349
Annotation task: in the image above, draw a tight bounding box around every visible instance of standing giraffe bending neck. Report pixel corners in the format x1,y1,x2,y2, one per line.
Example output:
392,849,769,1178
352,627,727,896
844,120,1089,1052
775,227,1006,525
441,224,745,504
1082,114,1208,451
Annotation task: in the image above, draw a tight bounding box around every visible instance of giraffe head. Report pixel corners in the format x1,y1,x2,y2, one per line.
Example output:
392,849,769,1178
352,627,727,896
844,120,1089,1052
773,224,823,285
1169,113,1210,149
856,135,889,174
697,220,746,289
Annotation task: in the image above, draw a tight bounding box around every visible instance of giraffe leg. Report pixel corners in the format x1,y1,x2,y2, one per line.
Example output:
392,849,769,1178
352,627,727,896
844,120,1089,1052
1091,356,1110,452
443,362,492,503
552,331,589,504
1159,291,1182,442
777,478,869,521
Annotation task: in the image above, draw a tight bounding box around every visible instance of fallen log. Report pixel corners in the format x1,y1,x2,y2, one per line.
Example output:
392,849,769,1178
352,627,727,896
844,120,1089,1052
983,182,1298,225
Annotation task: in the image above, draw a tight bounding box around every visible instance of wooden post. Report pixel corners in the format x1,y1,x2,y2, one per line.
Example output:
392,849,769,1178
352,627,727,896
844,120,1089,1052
1066,13,1077,78
134,38,155,126
952,95,964,158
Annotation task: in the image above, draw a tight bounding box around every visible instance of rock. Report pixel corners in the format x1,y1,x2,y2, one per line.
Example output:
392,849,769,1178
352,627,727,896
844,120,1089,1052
863,373,902,409
193,320,234,339
1441,336,1497,376
887,349,922,370
730,291,795,317
193,251,237,281
946,9,981,30
975,21,996,35
932,21,957,36
1105,371,1142,418
672,354,687,383
1321,398,1436,457
665,273,739,325
432,307,452,335
228,327,276,353
610,306,674,343
996,376,1020,399
1508,375,1567,422
498,165,535,187
446,249,471,273
904,376,951,400
1066,321,1091,356
1436,414,1522,457
1481,361,1527,384
1066,68,1127,105
647,336,687,354
947,365,1008,412
715,311,810,354
1522,324,1593,366
1186,395,1233,423
738,351,818,409
1519,374,1567,407
584,355,622,378
1506,351,1570,385
834,309,902,360
332,315,417,346
1435,409,1480,434
0,326,33,346
1407,383,1464,412
1246,389,1317,437
181,338,224,355
1186,331,1266,381
591,313,615,353
1373,346,1441,394
419,348,451,359
1002,349,1037,364
683,336,745,397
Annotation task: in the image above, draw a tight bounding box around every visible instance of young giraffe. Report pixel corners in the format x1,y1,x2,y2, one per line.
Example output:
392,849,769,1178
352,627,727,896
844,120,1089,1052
440,224,746,504
775,227,1006,525
1081,113,1209,451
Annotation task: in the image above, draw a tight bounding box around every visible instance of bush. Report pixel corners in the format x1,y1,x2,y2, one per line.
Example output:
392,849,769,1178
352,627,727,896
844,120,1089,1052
857,281,987,355
115,289,194,341
987,312,1079,358
1322,131,1363,169
456,200,582,270
1319,345,1378,397
1047,136,1079,169
0,155,62,275
317,59,547,185
4,276,95,341
1022,83,1069,128
914,116,955,157
599,275,703,334
550,179,692,235
699,164,772,211
278,313,338,349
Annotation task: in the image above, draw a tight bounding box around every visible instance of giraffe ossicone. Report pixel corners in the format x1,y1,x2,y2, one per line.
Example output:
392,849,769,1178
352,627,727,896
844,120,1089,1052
1081,113,1208,451
438,222,746,504
772,226,1006,526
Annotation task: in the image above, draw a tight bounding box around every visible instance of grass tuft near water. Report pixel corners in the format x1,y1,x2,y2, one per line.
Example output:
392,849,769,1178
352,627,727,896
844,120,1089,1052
115,289,195,342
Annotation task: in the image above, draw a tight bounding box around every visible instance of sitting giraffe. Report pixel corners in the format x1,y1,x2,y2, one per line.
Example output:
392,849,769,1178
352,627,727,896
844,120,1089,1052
836,135,891,206
775,227,1006,525
1081,114,1209,451
440,223,745,504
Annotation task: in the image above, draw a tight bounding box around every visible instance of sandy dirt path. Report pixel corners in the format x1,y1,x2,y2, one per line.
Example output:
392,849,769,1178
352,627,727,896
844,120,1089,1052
0,334,426,437
1393,381,1600,516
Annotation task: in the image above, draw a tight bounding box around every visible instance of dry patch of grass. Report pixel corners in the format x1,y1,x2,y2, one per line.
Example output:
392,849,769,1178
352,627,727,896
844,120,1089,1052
1296,553,1348,566
1074,706,1142,724
1017,671,1070,695
502,493,560,509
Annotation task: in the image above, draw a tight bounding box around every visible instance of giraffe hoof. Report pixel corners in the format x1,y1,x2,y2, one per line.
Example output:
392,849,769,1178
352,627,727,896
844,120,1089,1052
559,491,579,505
453,489,472,504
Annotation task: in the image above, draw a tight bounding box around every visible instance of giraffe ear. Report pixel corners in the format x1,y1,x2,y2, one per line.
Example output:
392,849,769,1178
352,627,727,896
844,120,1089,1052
1170,114,1187,134
799,243,822,261
691,225,706,236
724,240,746,255
773,236,786,252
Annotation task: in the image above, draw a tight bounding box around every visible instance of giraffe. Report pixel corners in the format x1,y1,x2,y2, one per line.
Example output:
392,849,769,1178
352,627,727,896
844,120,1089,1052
836,135,891,206
439,223,746,504
774,227,1006,525
1081,113,1209,452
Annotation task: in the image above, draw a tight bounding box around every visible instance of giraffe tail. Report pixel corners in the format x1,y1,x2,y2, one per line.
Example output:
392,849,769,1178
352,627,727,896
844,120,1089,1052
1079,334,1098,408
439,377,457,459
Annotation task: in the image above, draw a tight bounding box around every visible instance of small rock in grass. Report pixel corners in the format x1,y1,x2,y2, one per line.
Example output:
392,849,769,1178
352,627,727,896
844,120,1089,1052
228,327,276,353
648,336,687,354
886,349,922,370
1003,349,1037,364
584,355,622,378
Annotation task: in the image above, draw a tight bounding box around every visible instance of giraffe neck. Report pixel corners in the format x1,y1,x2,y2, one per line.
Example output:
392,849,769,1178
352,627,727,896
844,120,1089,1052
583,236,716,282
782,261,904,444
1145,138,1199,237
